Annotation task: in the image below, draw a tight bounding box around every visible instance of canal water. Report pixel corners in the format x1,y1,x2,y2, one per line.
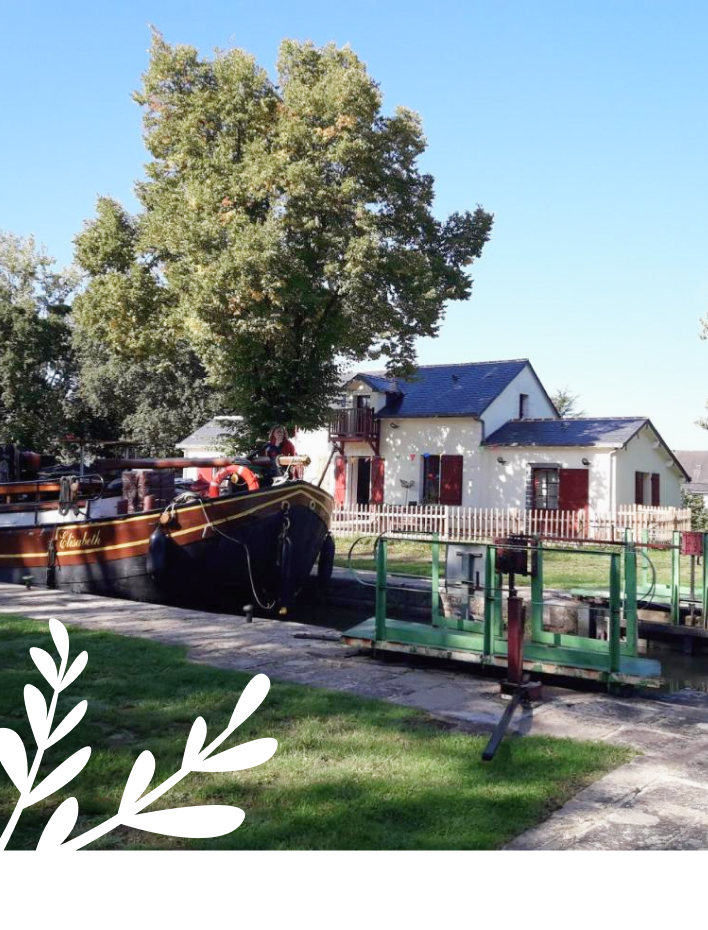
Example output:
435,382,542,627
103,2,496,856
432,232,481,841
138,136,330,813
639,639,708,694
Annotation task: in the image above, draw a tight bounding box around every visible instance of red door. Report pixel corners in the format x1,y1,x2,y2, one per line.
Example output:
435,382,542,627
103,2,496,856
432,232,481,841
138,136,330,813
440,455,463,505
371,457,385,504
558,469,589,510
334,456,347,505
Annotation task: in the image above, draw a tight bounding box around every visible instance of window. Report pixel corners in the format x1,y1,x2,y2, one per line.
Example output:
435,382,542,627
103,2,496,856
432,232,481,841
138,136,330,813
356,394,371,409
532,468,560,510
635,471,660,505
519,393,529,419
422,454,463,505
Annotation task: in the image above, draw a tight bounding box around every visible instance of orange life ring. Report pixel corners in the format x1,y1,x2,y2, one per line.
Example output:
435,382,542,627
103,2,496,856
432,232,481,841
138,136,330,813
208,465,260,498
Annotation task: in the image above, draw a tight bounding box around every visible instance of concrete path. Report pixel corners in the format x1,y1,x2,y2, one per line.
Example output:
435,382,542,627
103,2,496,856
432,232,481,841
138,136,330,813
2,582,708,850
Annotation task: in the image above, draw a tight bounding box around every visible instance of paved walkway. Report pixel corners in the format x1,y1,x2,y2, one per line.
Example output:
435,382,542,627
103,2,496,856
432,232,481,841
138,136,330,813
2,582,708,849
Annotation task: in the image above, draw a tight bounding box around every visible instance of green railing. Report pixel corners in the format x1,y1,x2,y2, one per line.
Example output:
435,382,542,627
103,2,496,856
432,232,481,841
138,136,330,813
363,534,662,686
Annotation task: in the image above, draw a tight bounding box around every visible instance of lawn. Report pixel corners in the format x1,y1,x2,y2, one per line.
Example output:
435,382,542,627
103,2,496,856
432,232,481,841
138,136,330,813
335,535,681,592
0,616,633,850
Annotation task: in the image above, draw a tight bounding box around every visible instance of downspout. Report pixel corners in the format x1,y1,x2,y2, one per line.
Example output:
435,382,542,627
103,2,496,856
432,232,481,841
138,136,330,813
609,449,618,513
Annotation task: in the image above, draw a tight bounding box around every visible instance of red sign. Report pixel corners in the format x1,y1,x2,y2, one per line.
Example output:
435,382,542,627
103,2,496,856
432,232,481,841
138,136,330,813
681,532,704,556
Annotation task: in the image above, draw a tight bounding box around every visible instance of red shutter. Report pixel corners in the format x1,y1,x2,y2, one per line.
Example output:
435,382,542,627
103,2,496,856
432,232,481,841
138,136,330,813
559,469,589,510
371,457,385,504
440,455,463,505
651,473,660,506
334,456,347,505
635,471,644,505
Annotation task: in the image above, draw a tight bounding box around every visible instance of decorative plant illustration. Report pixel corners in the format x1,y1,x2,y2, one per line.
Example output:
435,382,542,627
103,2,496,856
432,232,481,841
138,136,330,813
0,618,277,851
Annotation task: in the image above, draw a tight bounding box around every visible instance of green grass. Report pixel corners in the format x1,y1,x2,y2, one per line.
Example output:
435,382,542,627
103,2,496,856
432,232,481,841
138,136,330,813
0,616,633,850
335,536,682,592
335,537,433,576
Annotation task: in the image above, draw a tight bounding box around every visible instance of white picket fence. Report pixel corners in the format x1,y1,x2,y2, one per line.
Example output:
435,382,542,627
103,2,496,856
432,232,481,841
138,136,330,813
331,503,692,543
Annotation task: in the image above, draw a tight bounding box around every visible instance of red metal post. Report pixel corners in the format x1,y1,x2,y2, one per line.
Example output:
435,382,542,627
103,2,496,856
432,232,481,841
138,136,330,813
506,595,525,686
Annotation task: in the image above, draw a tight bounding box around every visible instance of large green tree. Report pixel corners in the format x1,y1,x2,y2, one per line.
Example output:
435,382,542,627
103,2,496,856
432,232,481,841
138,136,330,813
82,33,492,444
0,233,77,450
72,198,222,456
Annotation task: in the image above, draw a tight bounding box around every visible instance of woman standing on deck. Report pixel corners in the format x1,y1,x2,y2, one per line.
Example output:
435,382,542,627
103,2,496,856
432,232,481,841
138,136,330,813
263,426,296,461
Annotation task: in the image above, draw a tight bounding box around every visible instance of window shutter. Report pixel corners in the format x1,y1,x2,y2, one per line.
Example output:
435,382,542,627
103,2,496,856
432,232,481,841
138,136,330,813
440,455,463,505
651,473,660,506
635,471,644,505
559,469,589,511
334,456,347,505
370,457,385,504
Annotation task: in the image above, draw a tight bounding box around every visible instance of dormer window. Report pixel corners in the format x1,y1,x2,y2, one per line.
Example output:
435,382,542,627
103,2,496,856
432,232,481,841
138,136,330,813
519,393,529,419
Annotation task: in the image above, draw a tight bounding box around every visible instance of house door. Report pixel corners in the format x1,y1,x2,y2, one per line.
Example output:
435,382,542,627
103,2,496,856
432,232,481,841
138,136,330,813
356,458,371,504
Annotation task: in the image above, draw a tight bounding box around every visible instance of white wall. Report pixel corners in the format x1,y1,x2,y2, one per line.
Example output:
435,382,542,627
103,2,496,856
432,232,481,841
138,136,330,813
474,447,613,509
614,423,684,507
345,379,388,413
181,446,221,481
292,426,334,491
481,365,558,439
371,417,483,506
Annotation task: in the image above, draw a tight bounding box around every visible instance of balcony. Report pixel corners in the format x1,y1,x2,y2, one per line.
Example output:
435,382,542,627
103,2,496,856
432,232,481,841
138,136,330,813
328,407,380,453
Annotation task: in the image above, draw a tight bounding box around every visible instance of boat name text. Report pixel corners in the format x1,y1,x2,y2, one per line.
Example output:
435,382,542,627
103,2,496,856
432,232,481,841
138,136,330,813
57,529,103,551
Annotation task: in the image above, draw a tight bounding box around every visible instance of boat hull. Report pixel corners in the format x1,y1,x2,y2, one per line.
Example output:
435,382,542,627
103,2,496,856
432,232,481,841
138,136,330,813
0,482,333,611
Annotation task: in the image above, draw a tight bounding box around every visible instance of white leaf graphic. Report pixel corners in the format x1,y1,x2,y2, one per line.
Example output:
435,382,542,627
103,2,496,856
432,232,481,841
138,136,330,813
126,805,245,838
28,746,91,805
227,674,271,736
30,648,58,688
59,651,88,691
0,728,28,792
120,751,156,812
47,700,87,748
37,797,79,851
198,737,277,773
24,684,48,745
49,618,69,663
182,716,207,766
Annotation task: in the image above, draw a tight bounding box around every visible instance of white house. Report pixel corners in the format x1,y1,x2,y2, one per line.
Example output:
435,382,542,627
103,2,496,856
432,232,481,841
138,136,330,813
178,359,689,512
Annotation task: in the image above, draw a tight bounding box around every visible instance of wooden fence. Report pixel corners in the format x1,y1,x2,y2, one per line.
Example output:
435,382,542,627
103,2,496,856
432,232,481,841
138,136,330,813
331,504,692,543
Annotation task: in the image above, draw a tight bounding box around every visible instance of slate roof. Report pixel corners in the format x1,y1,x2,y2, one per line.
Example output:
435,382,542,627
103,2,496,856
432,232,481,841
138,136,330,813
348,359,533,418
484,417,650,447
178,417,242,449
674,450,708,491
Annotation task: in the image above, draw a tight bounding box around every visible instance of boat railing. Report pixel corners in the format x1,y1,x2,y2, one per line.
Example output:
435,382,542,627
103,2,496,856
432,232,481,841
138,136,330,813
0,473,106,525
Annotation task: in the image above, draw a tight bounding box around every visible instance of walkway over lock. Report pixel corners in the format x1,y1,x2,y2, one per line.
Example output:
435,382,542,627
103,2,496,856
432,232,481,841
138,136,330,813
342,532,695,689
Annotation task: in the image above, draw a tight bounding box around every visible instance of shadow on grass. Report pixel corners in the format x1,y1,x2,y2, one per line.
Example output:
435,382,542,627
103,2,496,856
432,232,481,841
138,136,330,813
0,616,632,850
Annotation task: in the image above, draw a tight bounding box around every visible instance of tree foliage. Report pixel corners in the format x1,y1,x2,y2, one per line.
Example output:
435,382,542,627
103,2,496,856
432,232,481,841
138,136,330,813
682,488,708,531
0,233,77,450
84,33,492,444
551,386,585,418
72,198,221,455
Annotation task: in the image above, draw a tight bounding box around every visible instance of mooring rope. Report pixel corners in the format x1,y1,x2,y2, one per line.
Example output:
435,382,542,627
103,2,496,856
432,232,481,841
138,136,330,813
161,493,276,612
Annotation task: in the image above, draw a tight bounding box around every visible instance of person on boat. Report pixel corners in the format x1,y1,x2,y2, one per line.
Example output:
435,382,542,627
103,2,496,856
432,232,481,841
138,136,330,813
260,426,297,479
263,426,296,462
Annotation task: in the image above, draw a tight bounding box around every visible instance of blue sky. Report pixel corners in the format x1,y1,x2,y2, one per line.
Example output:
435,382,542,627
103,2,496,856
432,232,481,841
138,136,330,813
2,1,708,448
